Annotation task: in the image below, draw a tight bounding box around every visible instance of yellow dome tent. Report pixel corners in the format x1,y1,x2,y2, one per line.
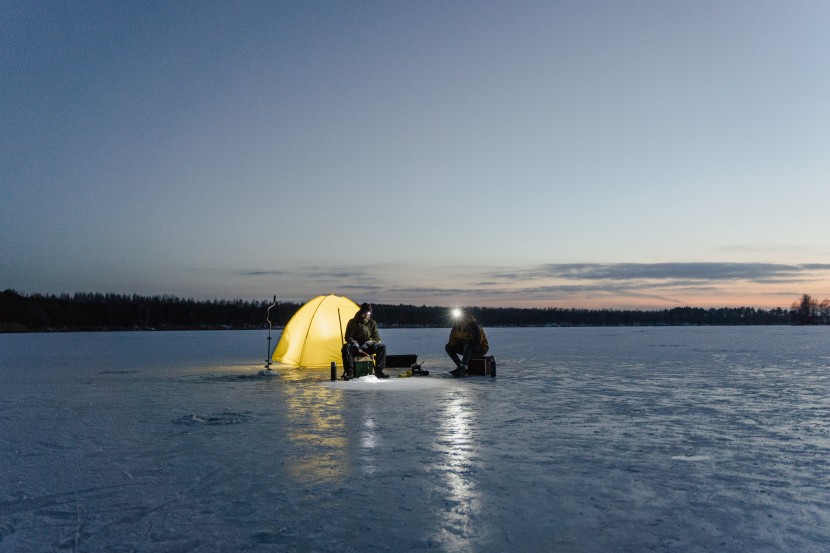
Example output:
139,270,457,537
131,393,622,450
271,294,359,368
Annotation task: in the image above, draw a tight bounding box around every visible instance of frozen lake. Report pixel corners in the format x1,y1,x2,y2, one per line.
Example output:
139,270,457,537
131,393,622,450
2,326,829,552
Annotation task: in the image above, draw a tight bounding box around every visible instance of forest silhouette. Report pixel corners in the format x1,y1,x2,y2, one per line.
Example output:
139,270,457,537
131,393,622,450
2,289,826,332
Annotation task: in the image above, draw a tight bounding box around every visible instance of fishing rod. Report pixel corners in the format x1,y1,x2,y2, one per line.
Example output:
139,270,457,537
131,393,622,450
265,295,276,370
334,308,345,380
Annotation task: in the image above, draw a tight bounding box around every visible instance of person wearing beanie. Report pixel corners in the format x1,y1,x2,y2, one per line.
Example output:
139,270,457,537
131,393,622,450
341,302,388,379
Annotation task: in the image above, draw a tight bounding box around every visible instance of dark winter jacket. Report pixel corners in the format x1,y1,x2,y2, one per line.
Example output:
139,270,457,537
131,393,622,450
344,316,381,345
448,316,489,354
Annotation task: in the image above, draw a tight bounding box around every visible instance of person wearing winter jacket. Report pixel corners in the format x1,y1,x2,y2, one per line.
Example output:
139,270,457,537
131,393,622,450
445,310,488,378
341,302,388,379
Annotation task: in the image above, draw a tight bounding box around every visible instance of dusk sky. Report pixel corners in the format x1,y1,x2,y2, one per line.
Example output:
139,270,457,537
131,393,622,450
3,1,829,309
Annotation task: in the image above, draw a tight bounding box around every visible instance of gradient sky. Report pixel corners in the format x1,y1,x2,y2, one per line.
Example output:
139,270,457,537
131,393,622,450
3,1,829,309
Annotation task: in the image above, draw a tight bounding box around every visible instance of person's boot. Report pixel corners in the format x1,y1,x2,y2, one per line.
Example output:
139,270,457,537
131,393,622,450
342,369,353,381
450,364,467,378
374,368,389,379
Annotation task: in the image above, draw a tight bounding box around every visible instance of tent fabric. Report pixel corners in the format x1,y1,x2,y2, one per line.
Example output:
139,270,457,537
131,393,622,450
271,294,359,368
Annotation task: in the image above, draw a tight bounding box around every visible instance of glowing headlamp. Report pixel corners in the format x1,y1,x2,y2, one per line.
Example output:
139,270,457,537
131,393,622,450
451,308,462,319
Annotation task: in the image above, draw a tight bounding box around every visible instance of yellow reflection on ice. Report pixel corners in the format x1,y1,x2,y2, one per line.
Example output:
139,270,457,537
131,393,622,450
280,369,347,484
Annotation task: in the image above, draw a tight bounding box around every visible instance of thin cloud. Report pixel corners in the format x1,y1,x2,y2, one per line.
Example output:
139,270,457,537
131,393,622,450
240,270,287,276
241,267,378,281
230,261,829,307
486,263,830,284
340,284,384,291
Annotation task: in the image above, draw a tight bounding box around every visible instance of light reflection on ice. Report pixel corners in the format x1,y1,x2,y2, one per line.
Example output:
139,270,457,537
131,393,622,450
280,369,348,485
360,405,378,476
431,393,486,550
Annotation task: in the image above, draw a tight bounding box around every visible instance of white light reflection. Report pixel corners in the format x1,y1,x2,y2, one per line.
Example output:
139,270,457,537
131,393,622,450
432,393,486,549
360,404,379,476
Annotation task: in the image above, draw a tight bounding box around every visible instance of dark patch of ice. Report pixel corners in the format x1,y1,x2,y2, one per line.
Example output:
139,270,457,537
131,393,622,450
172,411,253,426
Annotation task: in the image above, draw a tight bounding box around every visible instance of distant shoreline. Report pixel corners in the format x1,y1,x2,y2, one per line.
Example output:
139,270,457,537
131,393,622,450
0,321,811,334
2,289,826,333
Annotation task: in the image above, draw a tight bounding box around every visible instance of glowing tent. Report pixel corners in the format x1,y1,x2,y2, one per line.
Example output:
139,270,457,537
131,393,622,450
271,294,359,368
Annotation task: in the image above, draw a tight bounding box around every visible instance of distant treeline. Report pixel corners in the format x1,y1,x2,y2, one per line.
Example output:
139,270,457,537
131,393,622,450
2,289,827,332
0,290,295,332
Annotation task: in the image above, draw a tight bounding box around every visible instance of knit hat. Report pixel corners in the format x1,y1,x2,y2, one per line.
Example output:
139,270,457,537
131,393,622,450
359,303,372,314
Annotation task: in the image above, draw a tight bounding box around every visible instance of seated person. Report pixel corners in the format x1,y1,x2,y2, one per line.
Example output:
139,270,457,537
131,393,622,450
341,303,388,379
445,310,488,378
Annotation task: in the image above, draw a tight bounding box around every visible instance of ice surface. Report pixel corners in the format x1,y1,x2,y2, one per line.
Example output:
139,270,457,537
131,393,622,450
1,327,829,552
